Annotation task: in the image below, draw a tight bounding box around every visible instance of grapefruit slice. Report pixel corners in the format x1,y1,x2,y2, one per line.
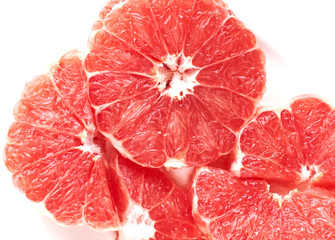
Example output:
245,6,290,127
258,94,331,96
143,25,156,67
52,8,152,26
107,148,202,239
85,0,266,168
232,95,335,187
4,51,120,230
192,96,335,238
192,167,335,239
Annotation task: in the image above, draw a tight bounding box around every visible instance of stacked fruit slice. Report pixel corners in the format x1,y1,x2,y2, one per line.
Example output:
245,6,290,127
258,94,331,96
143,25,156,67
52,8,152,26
4,0,335,239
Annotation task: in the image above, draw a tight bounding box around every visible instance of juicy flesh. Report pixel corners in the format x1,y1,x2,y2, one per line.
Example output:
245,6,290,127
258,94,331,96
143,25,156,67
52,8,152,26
236,97,335,189
5,51,120,230
108,150,202,239
6,0,267,236
5,50,202,238
193,97,335,239
193,168,335,239
87,0,266,168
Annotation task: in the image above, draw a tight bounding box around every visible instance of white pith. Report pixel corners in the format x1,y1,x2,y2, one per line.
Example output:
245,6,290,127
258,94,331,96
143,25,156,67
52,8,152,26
75,128,101,155
154,53,200,100
230,150,245,177
230,127,245,176
118,202,155,240
164,157,187,169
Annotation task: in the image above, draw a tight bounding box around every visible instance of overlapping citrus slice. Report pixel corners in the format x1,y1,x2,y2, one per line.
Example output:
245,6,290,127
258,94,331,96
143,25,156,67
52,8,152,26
86,0,266,168
192,96,335,239
4,51,119,230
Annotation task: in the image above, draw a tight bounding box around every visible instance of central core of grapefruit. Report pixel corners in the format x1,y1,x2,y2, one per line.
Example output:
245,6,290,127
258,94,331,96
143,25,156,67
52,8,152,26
268,165,319,198
78,126,105,156
155,54,199,100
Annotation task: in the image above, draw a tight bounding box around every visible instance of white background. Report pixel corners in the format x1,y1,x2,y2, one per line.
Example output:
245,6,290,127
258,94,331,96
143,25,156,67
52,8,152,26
0,0,335,239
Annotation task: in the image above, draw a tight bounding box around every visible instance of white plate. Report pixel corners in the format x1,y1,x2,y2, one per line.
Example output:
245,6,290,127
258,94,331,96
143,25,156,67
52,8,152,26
1,0,335,239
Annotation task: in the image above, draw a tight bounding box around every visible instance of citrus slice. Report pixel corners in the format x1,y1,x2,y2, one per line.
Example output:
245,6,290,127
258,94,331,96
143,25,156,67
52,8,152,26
4,51,120,230
192,167,335,239
232,95,335,187
192,96,335,238
86,0,266,168
107,148,202,239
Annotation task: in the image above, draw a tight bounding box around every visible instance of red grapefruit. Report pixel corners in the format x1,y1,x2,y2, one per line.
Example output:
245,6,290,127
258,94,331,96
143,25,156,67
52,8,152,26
4,50,202,238
86,0,266,168
192,96,335,239
4,51,120,230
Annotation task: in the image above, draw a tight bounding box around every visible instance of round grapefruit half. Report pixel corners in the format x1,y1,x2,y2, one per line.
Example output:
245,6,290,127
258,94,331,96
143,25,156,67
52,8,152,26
85,0,266,168
4,51,120,230
192,96,335,239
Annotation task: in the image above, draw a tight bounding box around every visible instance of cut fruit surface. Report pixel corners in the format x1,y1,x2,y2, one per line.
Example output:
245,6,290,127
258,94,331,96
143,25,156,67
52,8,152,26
4,51,120,230
192,96,335,239
233,96,335,187
86,0,266,168
107,148,202,239
192,167,335,239
4,49,202,237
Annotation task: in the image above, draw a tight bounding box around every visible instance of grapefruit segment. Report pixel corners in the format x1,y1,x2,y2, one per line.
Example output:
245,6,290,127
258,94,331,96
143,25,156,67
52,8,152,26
192,17,257,67
183,0,230,56
13,75,84,135
52,50,94,127
192,167,335,239
88,0,266,167
89,72,155,106
235,96,335,187
84,156,120,229
5,122,81,172
85,30,155,74
194,85,256,131
196,49,266,99
103,0,168,61
164,99,189,160
290,97,332,166
148,0,195,55
12,149,83,202
44,151,94,225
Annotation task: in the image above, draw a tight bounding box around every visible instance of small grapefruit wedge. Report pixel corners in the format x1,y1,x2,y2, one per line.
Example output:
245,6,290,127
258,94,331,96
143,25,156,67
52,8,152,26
192,96,335,239
86,0,266,168
4,51,120,230
107,148,202,239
